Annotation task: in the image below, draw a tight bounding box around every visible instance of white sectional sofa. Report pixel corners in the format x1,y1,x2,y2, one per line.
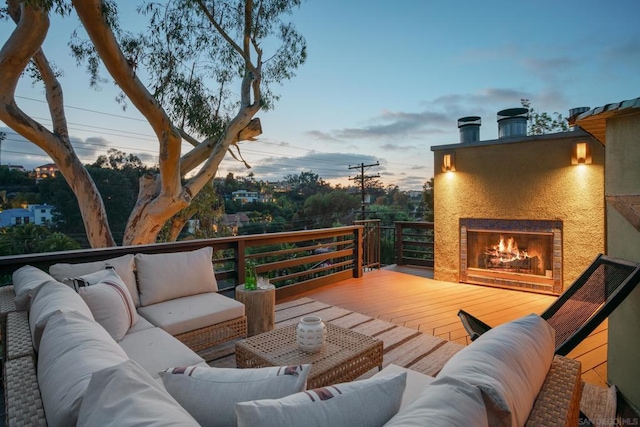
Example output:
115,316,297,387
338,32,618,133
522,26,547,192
1,247,582,426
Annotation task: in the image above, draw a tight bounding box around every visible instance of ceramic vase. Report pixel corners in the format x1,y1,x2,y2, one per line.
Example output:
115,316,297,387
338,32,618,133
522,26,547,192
296,315,326,353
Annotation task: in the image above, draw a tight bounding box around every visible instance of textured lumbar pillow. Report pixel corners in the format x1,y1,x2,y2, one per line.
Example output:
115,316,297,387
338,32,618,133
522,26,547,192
75,269,139,341
159,364,311,427
235,372,407,427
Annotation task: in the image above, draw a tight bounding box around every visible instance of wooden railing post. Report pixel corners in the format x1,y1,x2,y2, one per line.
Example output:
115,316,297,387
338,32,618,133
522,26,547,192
353,226,364,278
395,222,404,265
236,240,246,286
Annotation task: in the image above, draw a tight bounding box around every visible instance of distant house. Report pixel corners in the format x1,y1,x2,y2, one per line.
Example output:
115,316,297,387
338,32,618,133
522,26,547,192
7,165,26,172
0,204,54,227
231,190,274,204
34,163,58,183
222,212,251,228
268,181,292,193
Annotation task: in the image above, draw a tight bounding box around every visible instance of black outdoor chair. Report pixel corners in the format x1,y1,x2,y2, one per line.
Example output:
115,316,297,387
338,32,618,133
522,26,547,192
458,254,640,356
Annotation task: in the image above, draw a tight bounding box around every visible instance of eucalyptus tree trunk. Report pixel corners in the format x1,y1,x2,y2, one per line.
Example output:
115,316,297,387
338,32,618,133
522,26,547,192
0,1,115,248
74,0,262,245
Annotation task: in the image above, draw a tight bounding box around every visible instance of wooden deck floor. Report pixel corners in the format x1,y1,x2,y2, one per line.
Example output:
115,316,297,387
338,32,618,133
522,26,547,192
281,267,609,388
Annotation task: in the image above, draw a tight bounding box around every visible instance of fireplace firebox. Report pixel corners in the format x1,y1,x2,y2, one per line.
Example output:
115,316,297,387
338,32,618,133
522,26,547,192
460,219,562,294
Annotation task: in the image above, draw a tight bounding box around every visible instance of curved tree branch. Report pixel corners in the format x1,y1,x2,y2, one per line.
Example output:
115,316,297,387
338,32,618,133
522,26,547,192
194,0,258,76
72,0,184,202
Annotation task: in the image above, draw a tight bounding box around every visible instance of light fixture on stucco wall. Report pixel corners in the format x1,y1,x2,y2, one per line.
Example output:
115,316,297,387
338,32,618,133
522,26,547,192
442,153,456,172
572,141,592,165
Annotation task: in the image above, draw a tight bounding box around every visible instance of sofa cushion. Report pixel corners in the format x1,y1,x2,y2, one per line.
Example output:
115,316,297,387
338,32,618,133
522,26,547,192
235,372,407,427
29,280,94,351
12,265,56,311
125,314,155,335
383,376,488,427
77,270,139,341
118,327,205,379
160,364,310,427
135,247,217,306
49,254,139,306
137,292,244,336
371,364,436,410
437,313,555,427
38,310,129,427
77,360,199,427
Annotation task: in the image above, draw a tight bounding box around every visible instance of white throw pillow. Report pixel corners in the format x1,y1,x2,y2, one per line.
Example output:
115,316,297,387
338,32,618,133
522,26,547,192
37,310,129,427
77,269,139,341
49,254,139,306
437,313,555,427
77,360,199,427
383,376,489,427
62,268,113,291
160,364,311,427
11,265,56,310
235,372,407,427
29,280,94,351
135,247,218,306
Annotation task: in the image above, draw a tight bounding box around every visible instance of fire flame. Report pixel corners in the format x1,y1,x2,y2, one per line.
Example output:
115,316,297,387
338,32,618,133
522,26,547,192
489,236,529,262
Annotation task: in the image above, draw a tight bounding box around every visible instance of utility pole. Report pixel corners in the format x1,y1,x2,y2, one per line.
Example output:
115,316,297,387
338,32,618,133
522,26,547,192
348,162,380,220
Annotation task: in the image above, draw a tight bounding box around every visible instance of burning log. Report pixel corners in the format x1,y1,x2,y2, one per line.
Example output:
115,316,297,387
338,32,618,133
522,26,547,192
479,235,541,274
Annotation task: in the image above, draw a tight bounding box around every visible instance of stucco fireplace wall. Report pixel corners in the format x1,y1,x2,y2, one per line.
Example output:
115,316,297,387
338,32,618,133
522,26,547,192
431,130,604,294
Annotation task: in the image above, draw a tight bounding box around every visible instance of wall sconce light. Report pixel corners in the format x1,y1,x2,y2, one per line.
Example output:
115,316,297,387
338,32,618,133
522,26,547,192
442,153,456,172
571,141,592,165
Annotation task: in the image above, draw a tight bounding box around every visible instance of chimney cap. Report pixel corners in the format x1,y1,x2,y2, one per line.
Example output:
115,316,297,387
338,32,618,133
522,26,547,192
457,116,482,128
497,108,528,121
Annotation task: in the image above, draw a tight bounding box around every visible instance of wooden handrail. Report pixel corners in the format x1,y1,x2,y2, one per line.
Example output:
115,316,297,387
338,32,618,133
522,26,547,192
394,221,435,267
0,226,365,300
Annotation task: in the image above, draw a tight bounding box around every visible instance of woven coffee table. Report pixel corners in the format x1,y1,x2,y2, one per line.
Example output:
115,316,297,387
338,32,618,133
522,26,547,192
236,322,383,389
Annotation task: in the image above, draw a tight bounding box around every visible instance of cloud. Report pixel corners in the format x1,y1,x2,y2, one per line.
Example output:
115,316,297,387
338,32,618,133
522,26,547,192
224,151,385,183
305,130,341,142
333,109,450,141
0,127,159,171
603,38,640,67
380,143,417,151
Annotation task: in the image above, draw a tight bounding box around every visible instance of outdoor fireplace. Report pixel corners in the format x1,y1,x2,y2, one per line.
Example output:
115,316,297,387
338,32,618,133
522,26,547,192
460,219,562,294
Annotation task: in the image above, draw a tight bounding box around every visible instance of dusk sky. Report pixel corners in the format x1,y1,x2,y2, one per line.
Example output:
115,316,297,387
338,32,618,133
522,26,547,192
1,0,639,190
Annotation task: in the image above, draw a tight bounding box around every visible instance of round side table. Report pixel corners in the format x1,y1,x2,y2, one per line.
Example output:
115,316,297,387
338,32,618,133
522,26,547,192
235,284,276,337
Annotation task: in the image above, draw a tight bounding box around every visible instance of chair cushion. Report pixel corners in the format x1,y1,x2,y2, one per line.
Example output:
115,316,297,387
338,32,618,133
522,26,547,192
383,376,488,427
159,365,310,427
77,270,139,341
437,313,555,427
49,254,139,306
135,247,218,306
235,372,407,427
137,292,244,336
11,265,56,311
118,327,205,379
77,359,199,426
29,280,94,351
38,310,129,427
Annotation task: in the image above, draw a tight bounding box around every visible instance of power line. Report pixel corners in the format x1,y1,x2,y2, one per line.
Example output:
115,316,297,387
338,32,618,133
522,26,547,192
15,95,148,122
13,95,430,170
